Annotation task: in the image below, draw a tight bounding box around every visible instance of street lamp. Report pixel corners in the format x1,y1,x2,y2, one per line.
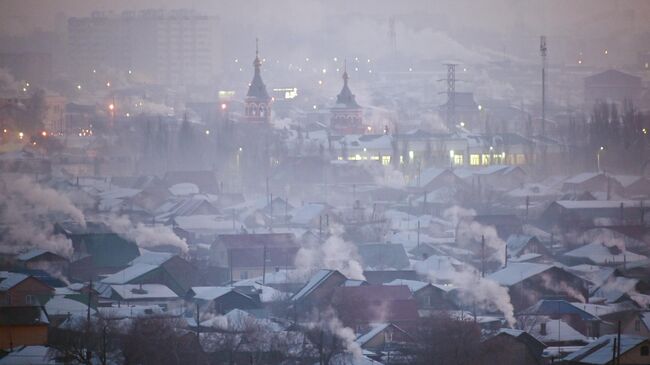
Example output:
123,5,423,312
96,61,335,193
597,146,605,172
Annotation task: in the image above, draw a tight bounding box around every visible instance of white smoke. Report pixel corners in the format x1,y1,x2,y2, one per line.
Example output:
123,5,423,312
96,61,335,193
306,307,362,360
444,206,506,265
294,224,365,280
444,270,516,327
107,215,188,253
0,176,86,257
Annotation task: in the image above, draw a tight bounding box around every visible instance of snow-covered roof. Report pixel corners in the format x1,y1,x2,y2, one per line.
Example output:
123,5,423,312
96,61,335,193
592,276,639,303
169,183,199,196
564,242,647,265
563,335,648,364
45,296,96,317
101,263,158,285
191,286,234,301
0,271,29,291
355,323,390,346
129,251,173,266
110,284,178,300
413,255,473,283
487,263,553,286
232,281,288,302
291,269,338,302
384,279,429,293
564,172,602,184
531,319,587,343
16,249,51,261
554,200,643,210
0,346,56,364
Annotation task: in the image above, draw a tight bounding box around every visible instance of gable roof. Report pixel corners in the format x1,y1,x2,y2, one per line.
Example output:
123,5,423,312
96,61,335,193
0,271,29,291
519,299,598,321
291,269,344,302
189,286,236,301
357,243,410,270
563,334,647,364
487,263,553,286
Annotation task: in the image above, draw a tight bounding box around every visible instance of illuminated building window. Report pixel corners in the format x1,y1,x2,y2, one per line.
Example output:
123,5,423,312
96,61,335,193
408,150,414,160
400,155,404,164
481,154,491,165
470,154,480,166
453,154,464,166
382,156,391,165
370,156,380,161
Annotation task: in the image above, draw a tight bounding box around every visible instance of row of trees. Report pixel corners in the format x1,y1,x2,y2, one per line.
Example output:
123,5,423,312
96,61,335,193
47,311,528,365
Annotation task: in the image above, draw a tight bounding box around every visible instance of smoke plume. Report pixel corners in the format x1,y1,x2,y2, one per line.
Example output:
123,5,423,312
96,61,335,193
107,215,188,253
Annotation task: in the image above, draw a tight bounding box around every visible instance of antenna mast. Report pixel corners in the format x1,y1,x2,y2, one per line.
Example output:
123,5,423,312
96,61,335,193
540,36,547,137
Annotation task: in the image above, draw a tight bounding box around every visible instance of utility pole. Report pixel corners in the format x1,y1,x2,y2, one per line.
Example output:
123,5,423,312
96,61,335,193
540,36,547,137
481,235,486,278
262,245,267,285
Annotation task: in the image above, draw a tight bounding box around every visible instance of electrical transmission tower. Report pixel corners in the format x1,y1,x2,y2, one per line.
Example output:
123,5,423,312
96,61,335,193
444,63,457,131
540,35,547,137
388,16,397,53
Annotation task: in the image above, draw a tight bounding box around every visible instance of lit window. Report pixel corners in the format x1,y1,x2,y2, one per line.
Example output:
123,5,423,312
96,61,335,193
408,150,414,160
453,154,464,166
470,154,480,166
481,154,491,165
381,156,391,165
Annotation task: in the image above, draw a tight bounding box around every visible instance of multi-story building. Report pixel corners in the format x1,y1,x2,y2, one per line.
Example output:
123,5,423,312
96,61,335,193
67,9,221,86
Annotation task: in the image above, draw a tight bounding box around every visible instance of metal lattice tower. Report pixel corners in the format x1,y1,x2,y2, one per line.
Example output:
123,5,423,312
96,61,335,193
388,16,397,52
445,63,457,130
540,35,547,137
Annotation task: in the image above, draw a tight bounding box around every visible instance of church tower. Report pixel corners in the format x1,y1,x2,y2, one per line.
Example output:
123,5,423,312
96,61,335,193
330,62,364,134
244,39,271,124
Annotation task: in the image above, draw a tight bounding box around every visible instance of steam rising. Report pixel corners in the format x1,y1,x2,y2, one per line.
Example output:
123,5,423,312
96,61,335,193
294,224,365,280
0,176,86,257
107,215,188,253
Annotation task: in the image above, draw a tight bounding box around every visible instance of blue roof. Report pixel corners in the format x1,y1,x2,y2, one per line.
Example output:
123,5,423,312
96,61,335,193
519,299,598,321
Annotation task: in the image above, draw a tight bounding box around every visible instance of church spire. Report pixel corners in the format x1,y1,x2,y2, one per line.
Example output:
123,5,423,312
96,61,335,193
247,38,269,100
336,59,359,108
342,58,349,85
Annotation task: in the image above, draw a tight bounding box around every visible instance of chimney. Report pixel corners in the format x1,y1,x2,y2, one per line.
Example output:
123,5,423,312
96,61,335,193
540,322,547,336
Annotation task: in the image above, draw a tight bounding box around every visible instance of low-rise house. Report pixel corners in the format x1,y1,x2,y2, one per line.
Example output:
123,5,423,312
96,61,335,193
562,334,650,365
540,200,649,230
561,172,622,195
15,249,69,275
187,286,259,315
331,285,419,333
101,252,201,296
355,322,413,353
620,312,650,338
519,299,601,338
291,269,347,311
563,242,647,267
0,272,54,306
506,235,553,263
407,167,466,193
527,319,589,347
99,283,182,311
362,270,419,285
488,263,589,311
613,175,650,198
0,306,50,350
210,233,299,281
357,244,410,270
54,222,140,281
384,279,456,311
481,328,545,365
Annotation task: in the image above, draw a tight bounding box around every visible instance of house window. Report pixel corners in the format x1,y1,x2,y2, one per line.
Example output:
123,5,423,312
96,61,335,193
636,320,641,331
453,154,464,166
384,329,393,343
481,154,491,165
381,156,391,165
641,346,649,356
25,295,37,305
470,154,480,166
